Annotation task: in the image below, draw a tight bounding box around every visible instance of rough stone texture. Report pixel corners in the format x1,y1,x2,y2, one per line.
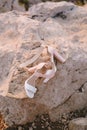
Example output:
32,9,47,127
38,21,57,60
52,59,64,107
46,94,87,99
0,1,87,126
0,0,86,13
69,118,87,130
0,0,25,12
29,1,76,21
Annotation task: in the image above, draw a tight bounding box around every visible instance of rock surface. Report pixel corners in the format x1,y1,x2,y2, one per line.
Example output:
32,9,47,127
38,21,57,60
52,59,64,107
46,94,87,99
69,118,87,130
0,1,87,126
0,0,86,13
0,0,25,12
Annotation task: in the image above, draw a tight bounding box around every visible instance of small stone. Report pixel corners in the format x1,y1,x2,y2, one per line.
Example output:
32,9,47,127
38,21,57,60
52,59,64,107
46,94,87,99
41,115,45,120
48,126,51,130
32,122,36,128
41,125,45,128
29,127,33,130
62,118,67,122
45,121,49,127
18,126,23,130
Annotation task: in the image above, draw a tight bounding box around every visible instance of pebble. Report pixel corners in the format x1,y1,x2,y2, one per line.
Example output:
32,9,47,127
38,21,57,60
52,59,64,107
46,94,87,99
45,121,49,127
41,125,45,128
18,126,23,130
47,126,51,130
32,122,36,129
29,127,33,130
41,115,46,121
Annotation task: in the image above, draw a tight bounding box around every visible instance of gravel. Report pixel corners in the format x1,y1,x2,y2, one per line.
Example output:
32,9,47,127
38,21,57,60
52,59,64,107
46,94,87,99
3,107,87,130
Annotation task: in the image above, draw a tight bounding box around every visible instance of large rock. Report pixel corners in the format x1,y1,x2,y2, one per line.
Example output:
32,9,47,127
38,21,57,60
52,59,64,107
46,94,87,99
0,0,25,12
0,0,86,13
0,1,87,126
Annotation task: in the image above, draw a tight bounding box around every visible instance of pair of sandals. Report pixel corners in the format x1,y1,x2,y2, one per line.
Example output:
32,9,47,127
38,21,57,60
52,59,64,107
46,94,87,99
20,44,65,98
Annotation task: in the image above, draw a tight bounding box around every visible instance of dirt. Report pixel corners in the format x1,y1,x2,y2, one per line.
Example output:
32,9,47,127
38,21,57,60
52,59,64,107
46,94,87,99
0,115,7,130
1,107,86,130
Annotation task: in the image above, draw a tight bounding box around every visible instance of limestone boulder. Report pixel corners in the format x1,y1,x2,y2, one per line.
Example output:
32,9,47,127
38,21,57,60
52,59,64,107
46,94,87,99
0,0,25,13
0,2,87,126
29,1,76,21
